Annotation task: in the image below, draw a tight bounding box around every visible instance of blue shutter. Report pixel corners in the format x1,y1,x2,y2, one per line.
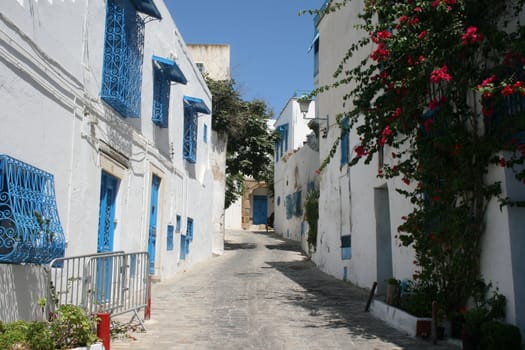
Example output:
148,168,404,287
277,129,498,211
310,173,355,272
167,224,174,251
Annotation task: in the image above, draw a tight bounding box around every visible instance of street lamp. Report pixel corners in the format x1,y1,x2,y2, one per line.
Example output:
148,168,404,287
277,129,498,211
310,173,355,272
298,97,329,138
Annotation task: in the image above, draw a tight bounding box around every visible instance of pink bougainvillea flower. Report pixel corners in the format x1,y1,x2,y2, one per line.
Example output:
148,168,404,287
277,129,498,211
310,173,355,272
414,6,422,12
392,107,402,119
314,169,321,175
371,43,390,61
418,30,427,39
378,125,392,146
410,17,420,25
402,177,411,185
481,75,497,87
430,65,452,83
461,26,485,46
354,145,368,157
499,157,507,167
399,15,408,23
501,85,514,96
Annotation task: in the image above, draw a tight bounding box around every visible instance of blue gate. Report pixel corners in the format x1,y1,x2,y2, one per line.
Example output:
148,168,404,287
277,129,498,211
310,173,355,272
252,195,268,225
148,175,161,275
97,171,119,301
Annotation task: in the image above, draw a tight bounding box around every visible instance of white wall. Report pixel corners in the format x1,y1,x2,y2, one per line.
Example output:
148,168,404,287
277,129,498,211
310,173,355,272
0,0,222,293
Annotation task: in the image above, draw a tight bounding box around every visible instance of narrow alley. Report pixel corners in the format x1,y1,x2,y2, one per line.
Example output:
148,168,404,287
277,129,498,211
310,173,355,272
112,230,458,350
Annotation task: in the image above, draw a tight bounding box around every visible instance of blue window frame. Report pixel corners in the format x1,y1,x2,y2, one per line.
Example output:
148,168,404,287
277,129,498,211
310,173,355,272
341,117,349,166
166,224,174,251
0,155,65,264
275,124,289,160
203,124,208,143
101,0,145,118
341,235,352,260
175,214,181,232
151,56,187,128
183,96,210,163
179,217,194,260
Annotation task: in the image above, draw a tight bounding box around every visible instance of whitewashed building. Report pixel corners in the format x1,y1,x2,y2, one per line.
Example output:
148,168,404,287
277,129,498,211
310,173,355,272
273,93,319,253
311,0,524,339
0,0,224,321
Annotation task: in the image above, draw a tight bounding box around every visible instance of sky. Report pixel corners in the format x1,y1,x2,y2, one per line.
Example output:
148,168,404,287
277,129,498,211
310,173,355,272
167,0,325,118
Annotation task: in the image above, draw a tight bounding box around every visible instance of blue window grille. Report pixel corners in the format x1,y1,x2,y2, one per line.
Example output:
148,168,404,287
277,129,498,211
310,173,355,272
183,96,210,163
166,224,174,251
203,124,208,143
186,217,194,241
341,117,349,166
294,190,303,216
0,155,65,264
275,124,289,160
341,235,352,260
101,0,146,118
175,214,181,232
152,56,187,128
179,217,194,260
285,194,293,219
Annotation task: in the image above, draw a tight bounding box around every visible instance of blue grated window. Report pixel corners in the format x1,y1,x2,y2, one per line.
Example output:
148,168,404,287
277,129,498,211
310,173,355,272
186,217,194,241
152,56,187,128
183,96,210,163
341,235,352,260
179,217,194,260
275,124,289,160
101,0,145,118
0,155,65,264
203,124,208,143
175,214,181,232
152,65,170,128
166,224,174,251
341,117,349,166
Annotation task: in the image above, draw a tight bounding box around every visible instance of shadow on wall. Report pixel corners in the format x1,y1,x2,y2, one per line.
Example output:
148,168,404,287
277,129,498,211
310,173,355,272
0,264,48,322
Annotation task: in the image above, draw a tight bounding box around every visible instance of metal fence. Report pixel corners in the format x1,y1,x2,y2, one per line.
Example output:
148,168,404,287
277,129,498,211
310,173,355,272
47,251,149,329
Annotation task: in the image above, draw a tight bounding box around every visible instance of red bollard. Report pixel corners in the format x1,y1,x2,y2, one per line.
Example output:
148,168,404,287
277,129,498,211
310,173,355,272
97,312,111,350
144,276,152,320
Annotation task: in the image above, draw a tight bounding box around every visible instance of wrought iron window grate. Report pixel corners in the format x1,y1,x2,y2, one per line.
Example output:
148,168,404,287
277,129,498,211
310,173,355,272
101,0,145,118
152,67,170,127
0,155,65,264
183,97,210,163
183,108,198,163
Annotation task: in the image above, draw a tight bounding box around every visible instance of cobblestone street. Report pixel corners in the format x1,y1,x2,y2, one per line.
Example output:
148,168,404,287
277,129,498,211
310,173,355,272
112,230,459,350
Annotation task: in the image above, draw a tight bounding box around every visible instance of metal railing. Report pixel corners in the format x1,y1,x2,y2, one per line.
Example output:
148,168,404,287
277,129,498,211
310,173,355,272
47,251,149,329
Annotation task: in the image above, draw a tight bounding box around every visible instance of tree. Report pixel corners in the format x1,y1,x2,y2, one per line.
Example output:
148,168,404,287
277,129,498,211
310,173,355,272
207,77,276,208
315,0,525,316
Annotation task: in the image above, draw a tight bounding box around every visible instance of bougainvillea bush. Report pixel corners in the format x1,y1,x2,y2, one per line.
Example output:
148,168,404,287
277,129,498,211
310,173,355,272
319,0,525,316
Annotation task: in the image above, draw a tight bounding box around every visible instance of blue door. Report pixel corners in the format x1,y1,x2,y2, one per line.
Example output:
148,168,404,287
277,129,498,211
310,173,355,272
148,175,161,275
253,195,268,225
97,171,119,301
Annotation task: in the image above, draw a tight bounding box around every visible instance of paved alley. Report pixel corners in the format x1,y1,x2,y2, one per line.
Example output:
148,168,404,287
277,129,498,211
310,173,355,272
111,230,459,350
